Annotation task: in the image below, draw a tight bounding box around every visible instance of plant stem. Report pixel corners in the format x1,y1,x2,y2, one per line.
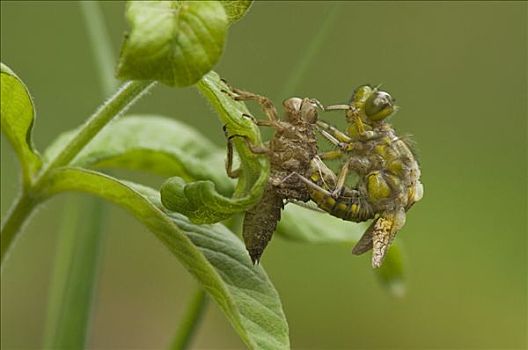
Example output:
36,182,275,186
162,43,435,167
0,80,156,266
42,3,118,347
170,288,208,350
40,80,156,173
0,192,37,264
79,0,118,96
43,197,105,348
277,2,341,99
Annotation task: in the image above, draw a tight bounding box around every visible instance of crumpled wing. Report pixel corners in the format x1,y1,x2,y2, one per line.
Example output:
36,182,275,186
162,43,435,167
351,220,376,255
353,208,406,268
372,209,406,268
371,216,394,268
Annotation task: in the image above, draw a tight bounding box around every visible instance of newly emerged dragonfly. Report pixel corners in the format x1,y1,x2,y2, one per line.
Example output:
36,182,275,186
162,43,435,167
316,85,424,267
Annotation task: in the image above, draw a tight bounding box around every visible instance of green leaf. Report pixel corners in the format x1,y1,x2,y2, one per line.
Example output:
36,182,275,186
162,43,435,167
117,1,228,87
220,0,253,23
161,71,269,223
42,167,289,350
0,62,42,185
277,204,406,297
43,115,234,195
277,204,369,244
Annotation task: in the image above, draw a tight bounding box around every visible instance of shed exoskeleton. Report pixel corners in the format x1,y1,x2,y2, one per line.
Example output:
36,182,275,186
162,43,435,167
223,85,323,263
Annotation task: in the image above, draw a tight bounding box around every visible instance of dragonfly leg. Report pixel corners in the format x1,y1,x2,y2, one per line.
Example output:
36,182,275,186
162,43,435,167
224,87,279,123
225,134,240,178
331,158,353,198
324,104,368,137
228,134,268,154
318,150,344,161
317,120,352,143
279,171,333,198
242,113,275,128
225,134,269,178
324,103,350,112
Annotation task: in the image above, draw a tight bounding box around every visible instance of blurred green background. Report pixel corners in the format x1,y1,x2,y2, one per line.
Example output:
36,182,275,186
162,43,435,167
1,1,526,349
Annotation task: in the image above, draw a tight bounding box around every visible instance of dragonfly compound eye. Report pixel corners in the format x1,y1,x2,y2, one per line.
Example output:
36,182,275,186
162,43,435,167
365,91,396,121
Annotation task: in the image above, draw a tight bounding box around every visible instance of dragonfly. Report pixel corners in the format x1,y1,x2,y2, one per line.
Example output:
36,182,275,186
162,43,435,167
223,84,423,268
314,85,424,267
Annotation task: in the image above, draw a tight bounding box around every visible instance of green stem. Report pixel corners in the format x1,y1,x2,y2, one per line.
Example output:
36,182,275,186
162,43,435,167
42,3,118,347
0,80,156,265
170,288,208,350
0,192,38,264
79,0,118,96
277,2,341,99
43,198,105,348
39,80,156,174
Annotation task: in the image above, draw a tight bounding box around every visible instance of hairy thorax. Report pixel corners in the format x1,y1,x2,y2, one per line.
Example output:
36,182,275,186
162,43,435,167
350,124,422,212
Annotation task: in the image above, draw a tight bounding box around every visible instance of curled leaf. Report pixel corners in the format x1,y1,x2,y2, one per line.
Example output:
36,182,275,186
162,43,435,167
161,175,257,224
161,71,269,223
1,62,42,185
42,167,289,349
117,1,228,87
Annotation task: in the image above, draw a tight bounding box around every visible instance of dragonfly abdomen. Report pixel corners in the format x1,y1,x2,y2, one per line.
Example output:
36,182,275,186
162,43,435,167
308,187,373,222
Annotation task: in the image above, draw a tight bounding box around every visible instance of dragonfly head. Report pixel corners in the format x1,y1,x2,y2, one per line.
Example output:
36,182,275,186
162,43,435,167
351,85,399,122
365,90,398,121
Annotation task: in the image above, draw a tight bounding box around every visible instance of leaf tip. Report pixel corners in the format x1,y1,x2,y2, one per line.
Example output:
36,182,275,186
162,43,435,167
387,278,406,298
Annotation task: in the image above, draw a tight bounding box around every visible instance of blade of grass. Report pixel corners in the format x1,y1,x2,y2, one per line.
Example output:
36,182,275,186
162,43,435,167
43,2,118,348
43,197,105,348
79,0,118,96
170,287,208,350
277,2,341,99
